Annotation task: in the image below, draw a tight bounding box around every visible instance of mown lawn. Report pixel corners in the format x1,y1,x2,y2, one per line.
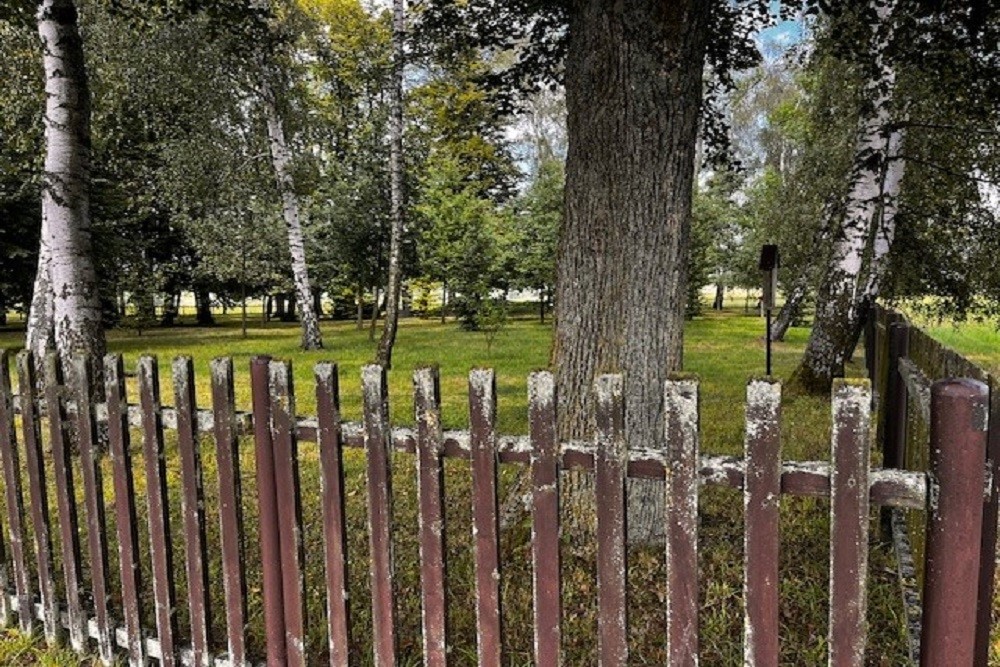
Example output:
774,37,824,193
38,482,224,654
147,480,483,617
0,309,909,665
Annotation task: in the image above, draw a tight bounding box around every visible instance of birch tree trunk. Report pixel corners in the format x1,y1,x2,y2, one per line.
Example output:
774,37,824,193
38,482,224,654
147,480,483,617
262,78,323,350
35,0,105,372
792,0,902,393
376,0,406,369
27,217,54,360
556,0,708,543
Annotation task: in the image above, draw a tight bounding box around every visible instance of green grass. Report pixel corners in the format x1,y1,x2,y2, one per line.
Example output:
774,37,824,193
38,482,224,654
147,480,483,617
0,310,909,665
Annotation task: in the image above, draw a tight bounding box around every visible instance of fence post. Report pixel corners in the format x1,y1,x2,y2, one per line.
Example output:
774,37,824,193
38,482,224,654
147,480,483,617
920,379,988,666
882,321,910,470
881,321,909,538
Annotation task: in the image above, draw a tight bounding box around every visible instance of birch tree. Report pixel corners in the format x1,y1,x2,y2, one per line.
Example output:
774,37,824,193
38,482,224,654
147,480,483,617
375,0,406,368
31,0,105,366
792,0,903,392
261,72,324,350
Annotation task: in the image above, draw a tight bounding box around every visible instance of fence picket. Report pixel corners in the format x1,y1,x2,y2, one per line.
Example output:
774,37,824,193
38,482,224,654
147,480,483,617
469,369,502,667
0,351,33,634
743,378,781,667
211,358,247,667
664,376,700,666
44,353,86,650
105,354,146,665
250,356,287,666
594,374,627,667
173,356,212,666
529,371,560,667
17,351,59,645
268,360,307,667
315,362,351,666
138,356,179,666
414,367,447,667
828,379,871,667
363,364,397,667
70,355,114,664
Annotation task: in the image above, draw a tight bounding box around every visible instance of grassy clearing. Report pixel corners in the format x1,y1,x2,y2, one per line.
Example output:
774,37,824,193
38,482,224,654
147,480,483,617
0,310,908,665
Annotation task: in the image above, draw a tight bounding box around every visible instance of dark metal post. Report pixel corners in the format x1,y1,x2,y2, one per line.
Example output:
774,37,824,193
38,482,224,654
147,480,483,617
920,379,988,666
765,310,773,376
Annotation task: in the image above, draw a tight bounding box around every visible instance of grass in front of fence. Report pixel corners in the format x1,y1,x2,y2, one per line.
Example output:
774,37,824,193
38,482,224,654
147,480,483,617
0,310,909,664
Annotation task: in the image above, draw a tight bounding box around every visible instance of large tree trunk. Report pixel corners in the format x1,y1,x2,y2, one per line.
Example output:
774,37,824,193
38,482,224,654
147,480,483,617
195,286,215,326
34,0,105,372
769,275,807,342
376,0,406,369
262,79,323,350
555,0,708,543
793,0,902,393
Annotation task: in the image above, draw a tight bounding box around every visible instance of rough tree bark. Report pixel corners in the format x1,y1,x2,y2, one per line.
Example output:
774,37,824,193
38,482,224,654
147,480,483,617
792,0,902,393
376,0,406,369
262,77,323,350
31,0,105,372
555,0,708,543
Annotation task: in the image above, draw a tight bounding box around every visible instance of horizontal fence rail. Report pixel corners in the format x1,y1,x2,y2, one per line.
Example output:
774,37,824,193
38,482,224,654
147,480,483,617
0,347,987,665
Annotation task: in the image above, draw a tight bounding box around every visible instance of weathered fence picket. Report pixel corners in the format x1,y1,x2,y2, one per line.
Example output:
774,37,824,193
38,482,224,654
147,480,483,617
138,356,179,666
210,357,247,667
664,376,700,665
528,371,560,667
17,351,59,645
0,351,33,635
363,364,397,667
414,366,447,667
0,340,991,666
316,362,351,667
470,368,503,667
174,356,212,667
829,380,872,667
105,354,146,666
269,360,307,667
250,356,287,666
594,374,627,666
743,378,781,667
71,355,114,664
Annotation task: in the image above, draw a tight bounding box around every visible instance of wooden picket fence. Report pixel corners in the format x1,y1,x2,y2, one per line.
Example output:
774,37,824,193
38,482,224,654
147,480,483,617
0,345,991,665
867,305,1000,666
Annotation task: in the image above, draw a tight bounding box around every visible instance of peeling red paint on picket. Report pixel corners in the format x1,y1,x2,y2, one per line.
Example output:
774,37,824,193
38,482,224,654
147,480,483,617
210,357,248,667
71,355,114,664
316,362,351,666
664,376,700,666
138,356,179,666
594,374,627,666
0,351,33,635
470,368,503,667
363,364,397,667
414,367,448,667
529,371,560,667
743,378,781,667
105,354,146,665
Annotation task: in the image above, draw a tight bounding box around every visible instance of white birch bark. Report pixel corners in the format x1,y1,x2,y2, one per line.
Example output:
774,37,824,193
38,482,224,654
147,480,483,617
36,0,105,368
27,217,54,360
796,0,902,391
376,0,406,368
262,78,323,350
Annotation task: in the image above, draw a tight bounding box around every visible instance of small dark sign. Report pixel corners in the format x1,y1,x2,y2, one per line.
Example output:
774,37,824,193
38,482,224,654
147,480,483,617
759,244,780,271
